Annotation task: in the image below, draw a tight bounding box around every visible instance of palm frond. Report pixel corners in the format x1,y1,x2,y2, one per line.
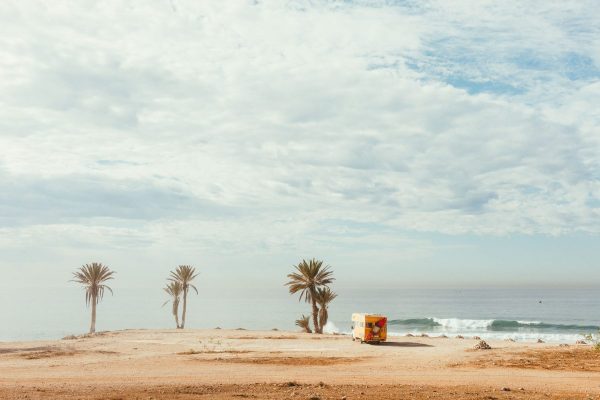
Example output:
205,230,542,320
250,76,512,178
169,265,199,293
315,287,337,307
72,262,115,306
285,258,335,303
163,282,183,309
315,287,337,329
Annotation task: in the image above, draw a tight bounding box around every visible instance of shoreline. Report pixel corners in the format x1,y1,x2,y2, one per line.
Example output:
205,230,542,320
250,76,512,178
1,328,599,399
3,325,594,345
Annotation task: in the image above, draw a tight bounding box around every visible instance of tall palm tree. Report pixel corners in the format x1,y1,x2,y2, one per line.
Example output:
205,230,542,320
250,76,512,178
71,263,115,334
315,287,337,331
169,265,198,329
285,258,334,334
162,281,183,329
295,315,312,333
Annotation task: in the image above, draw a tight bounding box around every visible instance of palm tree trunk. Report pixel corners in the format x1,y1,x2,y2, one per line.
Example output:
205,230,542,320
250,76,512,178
175,303,180,329
90,296,97,334
181,287,187,329
311,299,320,334
319,307,328,331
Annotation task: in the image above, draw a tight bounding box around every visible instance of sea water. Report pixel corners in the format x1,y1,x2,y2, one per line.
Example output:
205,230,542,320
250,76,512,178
0,286,598,343
328,287,600,343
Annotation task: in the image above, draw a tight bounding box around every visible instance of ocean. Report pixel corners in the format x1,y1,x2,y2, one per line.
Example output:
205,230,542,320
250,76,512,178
1,286,598,343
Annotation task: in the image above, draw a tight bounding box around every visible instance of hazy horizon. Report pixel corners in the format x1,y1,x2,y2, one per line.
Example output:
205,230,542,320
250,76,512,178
1,0,599,291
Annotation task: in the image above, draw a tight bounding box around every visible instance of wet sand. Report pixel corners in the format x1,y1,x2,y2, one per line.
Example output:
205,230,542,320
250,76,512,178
1,329,599,399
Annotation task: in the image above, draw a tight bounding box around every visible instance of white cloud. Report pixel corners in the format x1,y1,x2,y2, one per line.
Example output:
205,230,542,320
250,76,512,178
0,0,599,260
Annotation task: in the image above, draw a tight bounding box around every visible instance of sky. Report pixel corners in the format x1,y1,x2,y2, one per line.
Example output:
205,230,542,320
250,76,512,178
1,0,599,293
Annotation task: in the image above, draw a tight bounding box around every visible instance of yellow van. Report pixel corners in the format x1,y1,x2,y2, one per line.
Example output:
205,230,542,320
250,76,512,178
351,313,387,343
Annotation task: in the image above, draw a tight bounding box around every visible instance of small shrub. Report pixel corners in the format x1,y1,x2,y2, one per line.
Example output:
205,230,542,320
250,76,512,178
295,315,312,333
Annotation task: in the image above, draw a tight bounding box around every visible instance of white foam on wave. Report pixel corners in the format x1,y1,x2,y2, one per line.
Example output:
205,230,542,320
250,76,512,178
323,321,340,334
517,320,542,325
387,331,585,344
386,317,590,343
432,318,494,330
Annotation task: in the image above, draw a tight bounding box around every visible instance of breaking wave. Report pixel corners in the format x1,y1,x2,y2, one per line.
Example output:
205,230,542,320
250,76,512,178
381,317,599,343
387,317,599,332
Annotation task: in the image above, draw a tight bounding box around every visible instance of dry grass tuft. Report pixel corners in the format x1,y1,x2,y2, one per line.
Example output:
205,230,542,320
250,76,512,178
62,331,110,340
20,349,79,359
235,335,298,340
264,335,298,340
460,347,600,372
178,349,252,355
19,348,119,359
206,356,363,366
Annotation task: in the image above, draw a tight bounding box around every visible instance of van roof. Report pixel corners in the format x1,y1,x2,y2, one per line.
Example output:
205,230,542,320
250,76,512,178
352,313,386,317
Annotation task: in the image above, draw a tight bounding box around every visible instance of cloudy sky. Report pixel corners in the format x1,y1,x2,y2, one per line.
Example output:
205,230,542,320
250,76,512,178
1,0,599,291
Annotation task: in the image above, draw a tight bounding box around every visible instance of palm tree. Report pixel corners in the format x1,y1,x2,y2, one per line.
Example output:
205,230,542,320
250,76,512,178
295,315,312,333
285,258,334,334
163,281,183,329
315,287,337,331
71,263,115,334
169,265,198,329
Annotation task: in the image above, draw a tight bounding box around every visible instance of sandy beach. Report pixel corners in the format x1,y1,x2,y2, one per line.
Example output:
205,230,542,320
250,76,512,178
1,329,599,399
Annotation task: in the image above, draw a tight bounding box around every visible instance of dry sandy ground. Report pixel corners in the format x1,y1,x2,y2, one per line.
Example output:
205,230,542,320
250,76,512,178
1,329,599,399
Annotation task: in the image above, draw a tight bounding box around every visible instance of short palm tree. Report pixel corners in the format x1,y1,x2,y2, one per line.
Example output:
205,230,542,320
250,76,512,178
285,258,334,334
169,265,198,329
315,287,337,331
163,281,183,329
71,263,115,334
295,315,312,333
